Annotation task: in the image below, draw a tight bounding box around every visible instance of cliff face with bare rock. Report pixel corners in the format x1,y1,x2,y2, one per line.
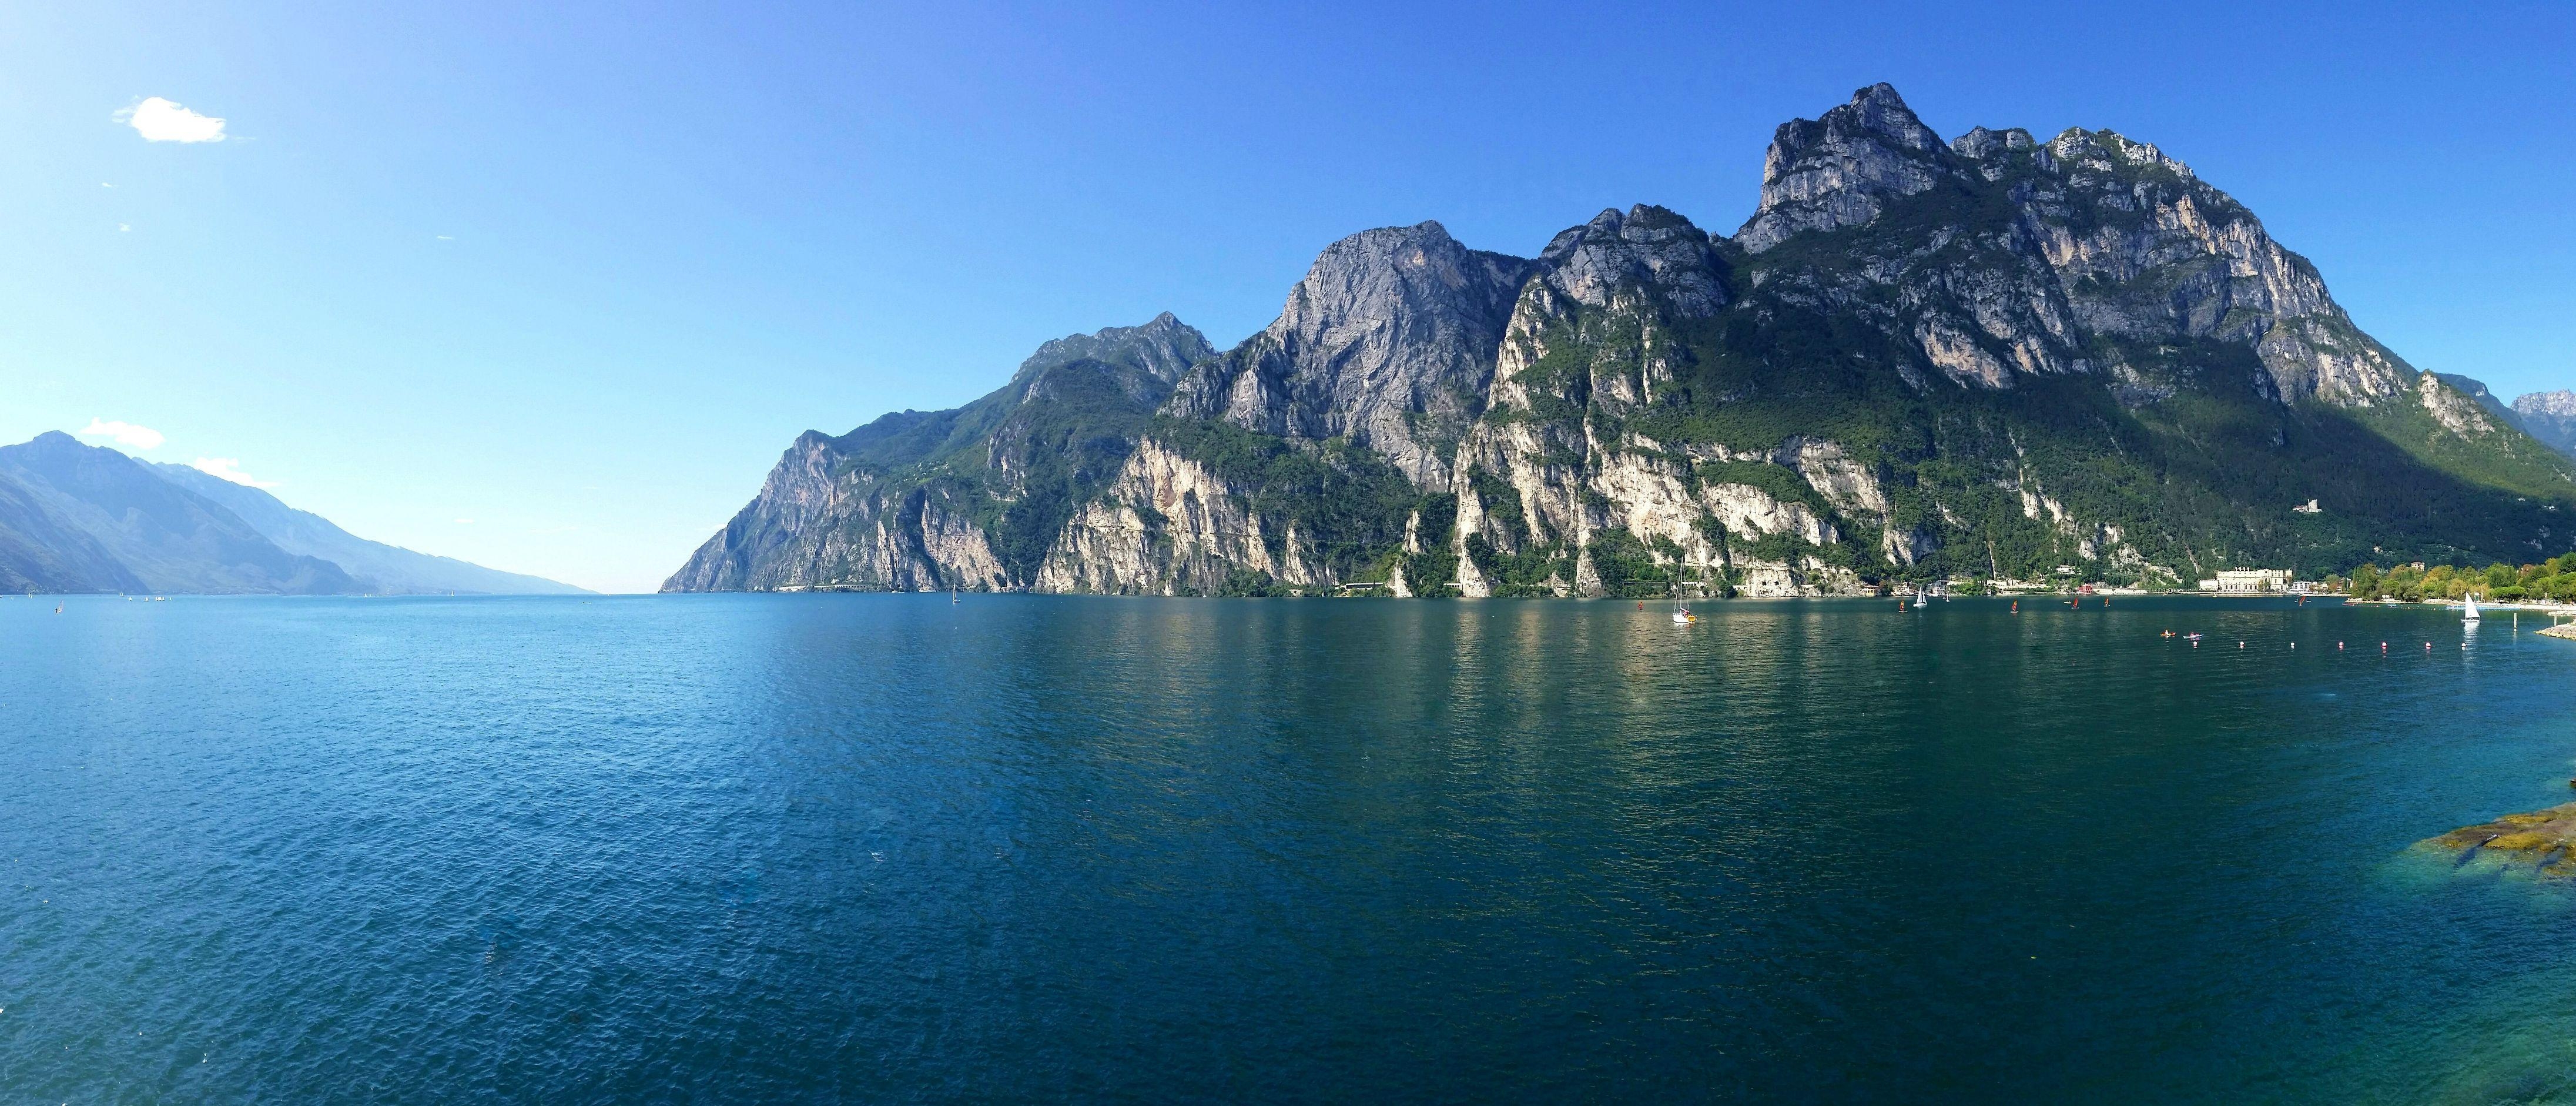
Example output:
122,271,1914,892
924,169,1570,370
667,85,2576,598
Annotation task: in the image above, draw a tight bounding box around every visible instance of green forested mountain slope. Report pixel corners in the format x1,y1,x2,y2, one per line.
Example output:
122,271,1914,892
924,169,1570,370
664,313,1215,591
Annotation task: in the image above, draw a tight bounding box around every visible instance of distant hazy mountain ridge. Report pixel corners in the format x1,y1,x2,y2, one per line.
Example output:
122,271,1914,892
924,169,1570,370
150,462,585,595
2511,390,2576,459
671,84,2576,598
0,432,584,594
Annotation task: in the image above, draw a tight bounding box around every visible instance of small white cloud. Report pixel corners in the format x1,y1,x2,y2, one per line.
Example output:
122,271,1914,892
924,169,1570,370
190,457,278,489
101,182,114,188
117,96,227,143
434,235,453,240
118,223,131,232
78,418,164,450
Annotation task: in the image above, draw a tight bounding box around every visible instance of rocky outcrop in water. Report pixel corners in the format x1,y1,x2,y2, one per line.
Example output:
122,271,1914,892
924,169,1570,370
2421,803,2576,875
669,85,2576,598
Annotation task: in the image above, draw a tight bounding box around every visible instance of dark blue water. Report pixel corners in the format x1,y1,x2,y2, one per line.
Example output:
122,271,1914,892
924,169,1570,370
4,594,2574,1102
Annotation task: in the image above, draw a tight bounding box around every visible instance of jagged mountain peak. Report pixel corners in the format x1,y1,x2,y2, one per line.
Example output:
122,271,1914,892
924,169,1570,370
1532,204,1726,318
1948,125,2035,160
1736,83,1955,253
2044,127,2196,179
2517,390,2576,419
1011,312,1212,391
1163,219,1535,486
674,88,2576,602
1265,221,1500,340
1542,205,1709,258
1829,82,1942,152
829,313,1212,476
2511,389,2576,462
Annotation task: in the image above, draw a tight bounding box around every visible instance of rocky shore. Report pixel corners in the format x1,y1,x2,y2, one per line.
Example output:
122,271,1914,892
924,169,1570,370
2421,803,2576,874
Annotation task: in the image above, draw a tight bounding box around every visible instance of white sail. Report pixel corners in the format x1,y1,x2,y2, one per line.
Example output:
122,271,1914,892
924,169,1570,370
2464,594,2480,621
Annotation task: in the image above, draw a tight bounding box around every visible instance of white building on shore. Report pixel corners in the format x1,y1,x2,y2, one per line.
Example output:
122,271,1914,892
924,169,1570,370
2205,569,2293,593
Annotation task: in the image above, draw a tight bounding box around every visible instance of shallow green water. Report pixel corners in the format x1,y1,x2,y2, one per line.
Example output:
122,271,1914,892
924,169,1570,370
3,593,2573,1101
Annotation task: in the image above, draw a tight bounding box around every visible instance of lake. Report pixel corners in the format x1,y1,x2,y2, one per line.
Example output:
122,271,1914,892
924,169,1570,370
4,593,2572,1102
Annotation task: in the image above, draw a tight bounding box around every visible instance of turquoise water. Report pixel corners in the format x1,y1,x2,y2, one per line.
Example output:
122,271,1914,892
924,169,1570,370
4,594,2575,1102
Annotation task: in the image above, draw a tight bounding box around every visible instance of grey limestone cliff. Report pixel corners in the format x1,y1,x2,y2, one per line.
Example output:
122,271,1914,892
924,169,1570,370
664,313,1216,593
671,83,2575,599
1736,82,1948,254
1167,222,1533,487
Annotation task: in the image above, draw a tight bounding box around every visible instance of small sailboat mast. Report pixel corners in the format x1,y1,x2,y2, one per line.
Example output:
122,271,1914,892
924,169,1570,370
1671,559,1694,624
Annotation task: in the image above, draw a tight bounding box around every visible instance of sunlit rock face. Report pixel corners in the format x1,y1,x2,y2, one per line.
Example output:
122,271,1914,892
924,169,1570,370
1167,220,1535,489
669,85,2576,599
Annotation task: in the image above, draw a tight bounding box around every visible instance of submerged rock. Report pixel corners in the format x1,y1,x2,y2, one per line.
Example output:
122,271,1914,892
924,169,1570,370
2421,803,2576,874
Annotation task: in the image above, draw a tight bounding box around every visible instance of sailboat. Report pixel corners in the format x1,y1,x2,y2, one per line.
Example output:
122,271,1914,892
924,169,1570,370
1671,563,1694,624
1912,589,1927,609
2464,593,2480,622
951,577,960,604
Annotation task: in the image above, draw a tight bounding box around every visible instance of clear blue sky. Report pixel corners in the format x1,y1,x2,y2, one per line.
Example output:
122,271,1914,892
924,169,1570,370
3,1,2569,592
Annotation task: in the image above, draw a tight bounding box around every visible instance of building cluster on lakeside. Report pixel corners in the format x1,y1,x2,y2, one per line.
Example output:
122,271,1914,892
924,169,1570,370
2202,569,2300,594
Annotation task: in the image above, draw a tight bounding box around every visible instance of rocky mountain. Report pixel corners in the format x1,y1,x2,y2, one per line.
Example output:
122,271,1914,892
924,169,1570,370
1165,222,1534,487
2438,374,2523,427
665,313,1216,592
670,84,2576,598
2513,390,2576,459
0,432,585,594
